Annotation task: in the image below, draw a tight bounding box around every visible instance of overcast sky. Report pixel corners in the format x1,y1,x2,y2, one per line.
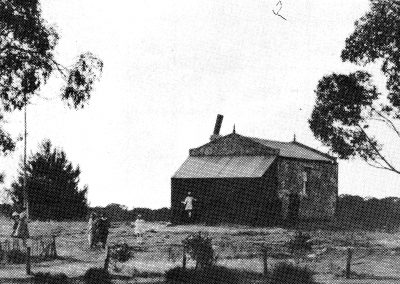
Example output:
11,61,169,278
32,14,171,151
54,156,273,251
1,0,399,209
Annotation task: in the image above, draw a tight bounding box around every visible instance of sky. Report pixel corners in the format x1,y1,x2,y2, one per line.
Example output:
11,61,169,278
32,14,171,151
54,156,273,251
1,0,399,209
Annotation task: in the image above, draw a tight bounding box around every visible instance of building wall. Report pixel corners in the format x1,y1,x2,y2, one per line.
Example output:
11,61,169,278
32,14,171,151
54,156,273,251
171,162,281,225
277,158,338,219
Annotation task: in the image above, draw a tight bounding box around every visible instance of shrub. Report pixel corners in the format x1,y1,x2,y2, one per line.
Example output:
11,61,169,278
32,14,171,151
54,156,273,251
110,243,133,262
165,266,241,284
182,232,214,269
83,268,111,284
32,272,69,284
269,262,316,284
7,249,26,264
286,231,312,254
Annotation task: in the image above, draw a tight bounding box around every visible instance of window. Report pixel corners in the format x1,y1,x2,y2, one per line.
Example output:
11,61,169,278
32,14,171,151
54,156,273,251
301,169,309,197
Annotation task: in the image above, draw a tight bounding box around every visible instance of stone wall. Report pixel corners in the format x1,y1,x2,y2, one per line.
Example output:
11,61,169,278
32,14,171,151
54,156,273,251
277,158,338,219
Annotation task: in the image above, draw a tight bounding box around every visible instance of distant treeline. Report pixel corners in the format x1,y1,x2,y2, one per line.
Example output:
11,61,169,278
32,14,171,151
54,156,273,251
334,195,400,231
1,196,400,231
91,203,171,222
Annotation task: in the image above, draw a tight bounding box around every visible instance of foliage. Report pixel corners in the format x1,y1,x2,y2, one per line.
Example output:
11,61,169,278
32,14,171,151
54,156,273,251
286,231,312,254
0,0,103,155
0,203,12,216
165,266,242,284
8,140,88,220
335,194,400,231
92,204,171,222
6,248,25,264
182,232,215,269
269,262,317,284
110,243,133,262
309,0,400,174
33,272,69,284
83,268,111,284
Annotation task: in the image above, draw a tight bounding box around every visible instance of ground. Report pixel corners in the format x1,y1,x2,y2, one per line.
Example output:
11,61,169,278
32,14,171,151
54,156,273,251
1,220,400,283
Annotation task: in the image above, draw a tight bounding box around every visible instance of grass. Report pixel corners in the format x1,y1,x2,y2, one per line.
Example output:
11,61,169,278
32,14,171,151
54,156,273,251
1,221,400,282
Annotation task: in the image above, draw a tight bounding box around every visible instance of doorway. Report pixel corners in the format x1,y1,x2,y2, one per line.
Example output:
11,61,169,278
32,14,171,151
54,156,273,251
287,193,300,225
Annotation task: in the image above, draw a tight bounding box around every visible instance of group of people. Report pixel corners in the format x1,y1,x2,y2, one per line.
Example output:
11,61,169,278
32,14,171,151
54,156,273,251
11,208,30,247
87,213,110,249
87,213,147,248
8,199,195,251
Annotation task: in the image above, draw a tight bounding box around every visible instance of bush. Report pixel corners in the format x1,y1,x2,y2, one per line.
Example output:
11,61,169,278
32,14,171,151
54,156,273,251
7,249,26,264
32,272,69,284
83,268,111,284
269,262,316,284
286,231,312,254
165,266,241,284
182,232,214,269
110,243,133,262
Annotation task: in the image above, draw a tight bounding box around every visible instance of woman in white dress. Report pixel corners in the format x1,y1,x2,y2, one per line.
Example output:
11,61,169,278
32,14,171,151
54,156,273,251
134,215,145,244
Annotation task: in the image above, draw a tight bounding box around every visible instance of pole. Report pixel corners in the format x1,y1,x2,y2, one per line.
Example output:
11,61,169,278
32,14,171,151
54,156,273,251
26,246,31,275
346,247,352,279
103,246,110,271
262,246,268,276
182,246,186,270
23,96,29,220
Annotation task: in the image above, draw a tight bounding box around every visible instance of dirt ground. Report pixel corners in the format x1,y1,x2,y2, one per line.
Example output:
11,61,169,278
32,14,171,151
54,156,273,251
1,220,400,283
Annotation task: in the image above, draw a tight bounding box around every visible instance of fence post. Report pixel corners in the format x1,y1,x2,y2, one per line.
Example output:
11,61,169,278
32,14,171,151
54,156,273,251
52,236,57,258
262,246,268,276
103,246,111,272
26,246,31,275
182,246,187,270
346,247,352,279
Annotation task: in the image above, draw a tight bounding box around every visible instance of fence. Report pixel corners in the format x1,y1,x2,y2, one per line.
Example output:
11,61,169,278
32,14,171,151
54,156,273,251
0,235,57,264
102,240,400,281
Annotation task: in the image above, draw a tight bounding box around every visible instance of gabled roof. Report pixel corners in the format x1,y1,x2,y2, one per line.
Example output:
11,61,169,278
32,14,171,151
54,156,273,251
188,133,335,162
249,137,335,162
173,155,276,178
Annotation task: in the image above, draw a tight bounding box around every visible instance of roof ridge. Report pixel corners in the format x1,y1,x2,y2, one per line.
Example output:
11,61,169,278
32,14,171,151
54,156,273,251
245,135,335,162
292,141,336,161
246,136,292,144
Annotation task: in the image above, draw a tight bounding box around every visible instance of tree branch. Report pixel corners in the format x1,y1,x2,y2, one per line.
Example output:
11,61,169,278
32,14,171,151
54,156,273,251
4,44,68,78
357,124,400,174
371,107,400,139
365,160,392,171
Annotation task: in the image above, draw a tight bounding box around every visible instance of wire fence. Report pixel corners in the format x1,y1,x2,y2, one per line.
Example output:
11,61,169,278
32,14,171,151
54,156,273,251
0,235,57,264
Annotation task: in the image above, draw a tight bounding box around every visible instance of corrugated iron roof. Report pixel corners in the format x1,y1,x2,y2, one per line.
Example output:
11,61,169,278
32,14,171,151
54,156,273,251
249,137,333,162
173,155,276,178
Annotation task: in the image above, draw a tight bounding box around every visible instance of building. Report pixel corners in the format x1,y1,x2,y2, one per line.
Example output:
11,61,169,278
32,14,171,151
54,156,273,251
171,115,338,225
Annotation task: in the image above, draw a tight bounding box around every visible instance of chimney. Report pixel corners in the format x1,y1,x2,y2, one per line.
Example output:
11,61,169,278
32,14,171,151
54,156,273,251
210,114,223,141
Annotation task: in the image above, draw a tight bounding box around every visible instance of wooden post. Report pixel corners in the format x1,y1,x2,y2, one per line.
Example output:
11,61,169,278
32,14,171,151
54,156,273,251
346,247,352,279
52,236,57,258
262,246,268,276
103,246,110,272
26,247,31,275
182,246,187,269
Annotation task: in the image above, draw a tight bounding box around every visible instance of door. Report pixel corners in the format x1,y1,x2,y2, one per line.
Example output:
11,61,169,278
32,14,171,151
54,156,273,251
287,193,300,225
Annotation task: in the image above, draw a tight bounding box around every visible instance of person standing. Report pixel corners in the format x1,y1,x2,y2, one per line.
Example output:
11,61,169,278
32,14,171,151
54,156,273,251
98,214,110,249
134,214,145,244
11,212,19,237
182,192,196,222
88,212,98,248
14,208,29,247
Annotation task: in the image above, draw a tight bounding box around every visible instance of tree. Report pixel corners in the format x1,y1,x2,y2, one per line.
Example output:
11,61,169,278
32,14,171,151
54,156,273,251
309,0,400,174
0,0,103,154
8,140,88,220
